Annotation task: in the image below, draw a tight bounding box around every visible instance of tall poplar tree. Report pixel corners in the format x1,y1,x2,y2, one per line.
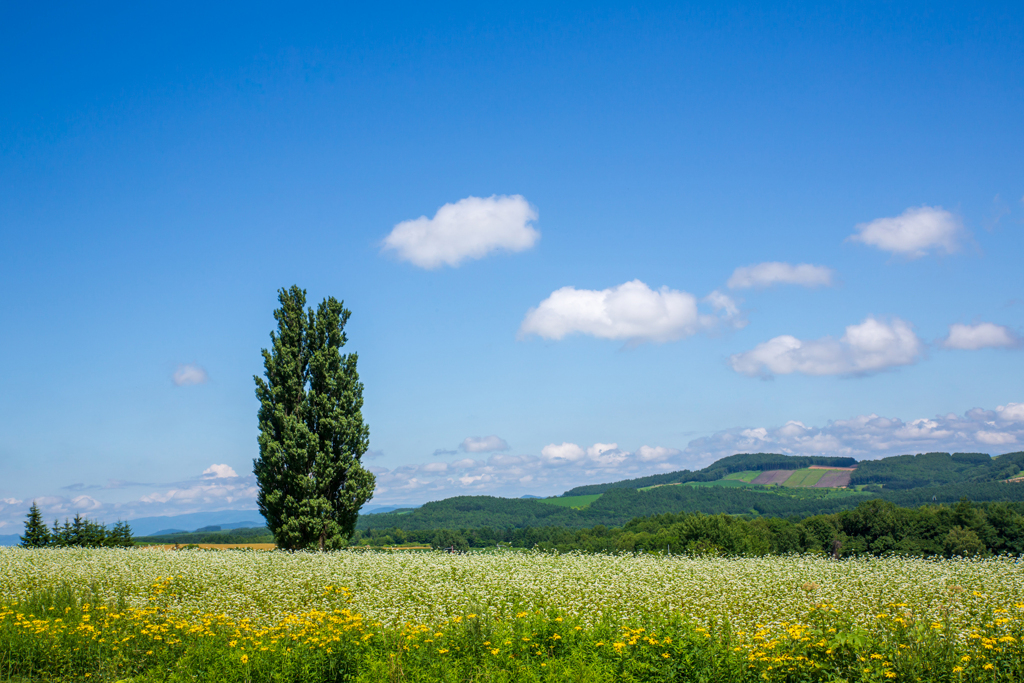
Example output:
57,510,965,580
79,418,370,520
254,286,375,551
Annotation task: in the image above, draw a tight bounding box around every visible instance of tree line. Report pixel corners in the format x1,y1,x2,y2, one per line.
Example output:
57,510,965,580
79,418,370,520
354,497,1024,558
19,502,134,548
851,451,1024,489
358,486,875,532
134,526,274,545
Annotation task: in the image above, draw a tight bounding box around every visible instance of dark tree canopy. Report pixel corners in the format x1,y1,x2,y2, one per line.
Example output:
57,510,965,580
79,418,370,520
20,502,49,548
19,503,133,548
254,286,375,551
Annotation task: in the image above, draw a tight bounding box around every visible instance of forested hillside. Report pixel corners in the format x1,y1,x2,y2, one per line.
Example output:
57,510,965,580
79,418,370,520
356,498,1024,559
356,484,874,532
358,451,1024,534
852,451,1024,489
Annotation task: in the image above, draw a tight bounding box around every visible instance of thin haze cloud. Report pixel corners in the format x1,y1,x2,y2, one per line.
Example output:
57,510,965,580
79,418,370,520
460,436,510,453
382,195,539,269
727,262,834,290
172,364,208,386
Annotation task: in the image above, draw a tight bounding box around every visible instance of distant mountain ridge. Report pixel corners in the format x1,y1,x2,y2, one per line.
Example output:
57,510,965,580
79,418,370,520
562,453,858,496
562,451,1024,496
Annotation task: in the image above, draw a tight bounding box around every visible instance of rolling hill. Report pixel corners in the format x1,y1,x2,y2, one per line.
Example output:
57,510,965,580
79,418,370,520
356,451,1024,533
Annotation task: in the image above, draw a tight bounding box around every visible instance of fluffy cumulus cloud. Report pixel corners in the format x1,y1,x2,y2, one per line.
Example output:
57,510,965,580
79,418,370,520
996,403,1024,422
685,403,1024,463
202,464,239,479
727,262,835,290
460,436,510,453
943,323,1020,350
519,280,740,343
173,364,208,386
540,442,586,465
382,195,539,269
730,317,922,378
848,206,964,258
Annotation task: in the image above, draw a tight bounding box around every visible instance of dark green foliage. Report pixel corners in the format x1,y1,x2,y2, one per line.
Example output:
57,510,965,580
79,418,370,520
19,502,50,547
881,480,1024,505
361,498,1024,558
430,529,470,551
135,526,274,545
852,451,1024,489
107,520,134,547
563,453,858,496
362,451,1024,549
21,507,133,547
254,286,375,551
358,486,875,533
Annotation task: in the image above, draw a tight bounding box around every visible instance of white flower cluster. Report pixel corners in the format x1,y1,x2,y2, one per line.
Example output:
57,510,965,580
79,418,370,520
0,548,1019,641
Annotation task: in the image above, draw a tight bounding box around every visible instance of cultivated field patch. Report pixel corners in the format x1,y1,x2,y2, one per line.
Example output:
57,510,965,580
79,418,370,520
537,494,603,508
815,469,854,487
751,469,793,485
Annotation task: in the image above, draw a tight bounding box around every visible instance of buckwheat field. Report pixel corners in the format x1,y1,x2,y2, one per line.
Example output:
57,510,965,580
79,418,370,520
2,548,1022,682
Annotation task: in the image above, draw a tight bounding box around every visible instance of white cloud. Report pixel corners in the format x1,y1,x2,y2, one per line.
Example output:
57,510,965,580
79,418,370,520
382,195,539,269
996,403,1024,423
540,442,586,465
635,445,681,462
685,403,1024,462
729,316,922,377
70,495,102,511
975,431,1017,446
727,262,835,290
202,464,239,479
703,290,744,324
848,206,963,258
139,482,258,506
519,280,737,343
460,436,510,453
173,364,208,386
586,443,629,468
367,442,687,504
943,323,1020,350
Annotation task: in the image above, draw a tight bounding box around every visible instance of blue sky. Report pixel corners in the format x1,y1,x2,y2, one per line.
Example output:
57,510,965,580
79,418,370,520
2,1,1023,531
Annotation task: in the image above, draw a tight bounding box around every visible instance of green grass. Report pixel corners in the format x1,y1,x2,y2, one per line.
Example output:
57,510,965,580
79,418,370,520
781,468,827,488
683,479,757,488
723,470,760,483
537,494,603,509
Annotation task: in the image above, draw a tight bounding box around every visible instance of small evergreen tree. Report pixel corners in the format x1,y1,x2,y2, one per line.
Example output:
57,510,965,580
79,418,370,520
50,519,66,546
70,513,87,546
19,502,50,548
108,520,134,547
84,519,107,546
254,286,376,551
